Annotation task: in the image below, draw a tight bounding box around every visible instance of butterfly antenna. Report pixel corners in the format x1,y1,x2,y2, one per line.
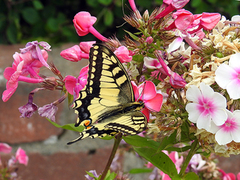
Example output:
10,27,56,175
137,81,147,102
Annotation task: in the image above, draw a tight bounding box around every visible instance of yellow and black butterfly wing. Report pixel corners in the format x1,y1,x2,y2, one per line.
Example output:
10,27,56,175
73,44,134,127
68,111,146,144
69,44,147,144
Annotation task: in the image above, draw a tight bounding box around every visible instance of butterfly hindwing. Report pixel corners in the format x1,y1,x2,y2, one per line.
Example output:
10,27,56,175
69,44,147,144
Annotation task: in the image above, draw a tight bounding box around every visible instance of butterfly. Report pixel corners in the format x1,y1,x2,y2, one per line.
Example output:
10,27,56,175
68,44,147,144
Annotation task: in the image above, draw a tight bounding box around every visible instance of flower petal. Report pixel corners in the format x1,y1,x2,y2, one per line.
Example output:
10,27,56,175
186,85,201,102
226,79,240,100
186,103,201,123
144,94,163,112
140,81,157,100
215,63,235,89
64,75,77,95
215,128,233,145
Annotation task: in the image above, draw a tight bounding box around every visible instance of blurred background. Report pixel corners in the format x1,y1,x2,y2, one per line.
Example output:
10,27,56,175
0,0,240,179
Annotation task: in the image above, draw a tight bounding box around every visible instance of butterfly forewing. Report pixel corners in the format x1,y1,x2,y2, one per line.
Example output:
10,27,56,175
69,44,147,144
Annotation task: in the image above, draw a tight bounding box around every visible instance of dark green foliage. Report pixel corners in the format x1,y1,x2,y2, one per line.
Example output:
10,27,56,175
1,0,239,44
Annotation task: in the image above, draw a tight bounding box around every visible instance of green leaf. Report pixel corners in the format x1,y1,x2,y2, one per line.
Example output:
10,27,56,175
21,7,40,25
183,172,199,180
124,30,139,41
129,168,153,174
123,135,159,150
46,118,84,132
47,18,59,32
105,171,117,180
98,0,113,6
134,147,178,178
32,0,44,10
104,9,113,26
132,54,144,62
6,23,17,44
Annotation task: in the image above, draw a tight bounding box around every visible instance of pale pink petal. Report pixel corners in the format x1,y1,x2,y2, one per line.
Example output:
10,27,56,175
186,85,201,102
186,103,201,123
197,114,218,133
215,64,235,88
144,57,161,69
233,110,240,125
211,108,227,126
229,53,240,68
231,129,240,143
64,75,77,95
15,147,28,166
0,143,12,153
144,93,163,112
211,93,227,109
226,79,240,99
167,37,183,53
199,82,214,99
215,128,233,145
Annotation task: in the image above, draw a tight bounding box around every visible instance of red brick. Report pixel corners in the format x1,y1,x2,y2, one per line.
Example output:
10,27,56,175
16,148,113,180
0,84,63,144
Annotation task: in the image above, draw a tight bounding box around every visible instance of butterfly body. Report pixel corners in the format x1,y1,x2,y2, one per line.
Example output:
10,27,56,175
68,44,147,144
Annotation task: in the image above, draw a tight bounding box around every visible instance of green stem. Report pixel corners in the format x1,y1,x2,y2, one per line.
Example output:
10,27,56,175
100,133,122,180
179,139,199,177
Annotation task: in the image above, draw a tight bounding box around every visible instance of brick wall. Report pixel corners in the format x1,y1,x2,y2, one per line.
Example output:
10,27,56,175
0,44,239,179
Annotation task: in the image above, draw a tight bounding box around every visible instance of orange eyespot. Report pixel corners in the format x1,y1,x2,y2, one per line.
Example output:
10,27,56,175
83,120,91,127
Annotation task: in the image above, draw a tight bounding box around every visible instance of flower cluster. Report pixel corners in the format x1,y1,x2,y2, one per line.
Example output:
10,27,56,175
2,0,240,179
0,143,28,179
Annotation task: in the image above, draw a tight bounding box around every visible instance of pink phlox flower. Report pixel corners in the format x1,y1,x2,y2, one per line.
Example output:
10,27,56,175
186,82,227,133
155,54,186,88
165,9,194,31
60,45,89,62
2,53,44,102
132,81,163,120
2,61,24,102
215,110,240,145
155,0,190,19
144,57,161,69
160,151,183,180
20,41,51,69
188,154,206,173
38,103,58,122
0,143,12,153
128,0,137,12
188,12,221,34
73,12,108,41
13,51,47,78
64,65,88,97
18,93,38,118
15,147,28,166
219,169,236,180
215,53,240,100
85,170,99,180
114,46,132,63
61,41,95,62
167,37,183,53
145,162,154,168
145,36,153,44
79,41,96,54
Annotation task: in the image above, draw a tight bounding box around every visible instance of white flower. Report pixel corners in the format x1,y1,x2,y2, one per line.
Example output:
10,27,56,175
143,57,161,69
215,53,240,100
215,110,240,145
186,82,227,133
